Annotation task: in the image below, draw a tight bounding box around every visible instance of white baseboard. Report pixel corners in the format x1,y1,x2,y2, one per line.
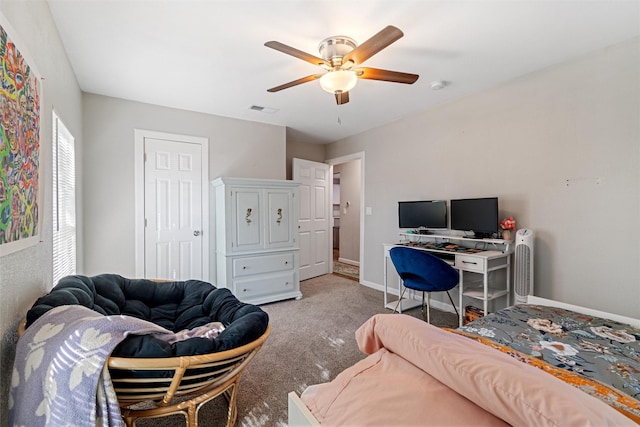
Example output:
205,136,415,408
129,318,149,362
527,296,640,328
360,280,384,292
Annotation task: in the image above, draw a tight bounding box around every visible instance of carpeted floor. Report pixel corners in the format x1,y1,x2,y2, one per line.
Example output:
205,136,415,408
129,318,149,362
137,274,458,427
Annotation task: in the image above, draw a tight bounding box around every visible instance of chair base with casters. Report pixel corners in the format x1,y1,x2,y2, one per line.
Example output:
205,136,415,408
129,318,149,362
393,285,459,323
389,246,460,324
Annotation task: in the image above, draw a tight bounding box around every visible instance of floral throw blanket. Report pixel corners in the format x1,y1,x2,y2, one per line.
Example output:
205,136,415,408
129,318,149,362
9,305,175,427
454,304,640,423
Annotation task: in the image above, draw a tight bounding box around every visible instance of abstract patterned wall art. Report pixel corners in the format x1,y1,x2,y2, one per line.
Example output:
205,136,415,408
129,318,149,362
0,23,42,255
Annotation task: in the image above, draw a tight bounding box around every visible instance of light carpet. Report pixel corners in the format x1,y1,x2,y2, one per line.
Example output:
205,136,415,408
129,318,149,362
137,274,458,427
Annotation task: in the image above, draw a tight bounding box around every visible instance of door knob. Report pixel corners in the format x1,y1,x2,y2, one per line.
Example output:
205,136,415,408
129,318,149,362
193,230,201,236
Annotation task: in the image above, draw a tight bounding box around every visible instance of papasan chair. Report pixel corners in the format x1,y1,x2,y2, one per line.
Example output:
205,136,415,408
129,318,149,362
14,274,270,427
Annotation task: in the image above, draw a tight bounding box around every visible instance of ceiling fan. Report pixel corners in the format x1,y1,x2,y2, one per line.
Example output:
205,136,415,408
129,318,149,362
265,25,419,105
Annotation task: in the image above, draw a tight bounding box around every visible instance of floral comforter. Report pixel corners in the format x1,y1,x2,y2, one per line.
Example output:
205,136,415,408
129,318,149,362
455,304,640,423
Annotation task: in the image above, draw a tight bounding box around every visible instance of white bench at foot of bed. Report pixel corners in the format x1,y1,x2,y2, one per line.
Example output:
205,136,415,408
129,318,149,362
288,392,321,427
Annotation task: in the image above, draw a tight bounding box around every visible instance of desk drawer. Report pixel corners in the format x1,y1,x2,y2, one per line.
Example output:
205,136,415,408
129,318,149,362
455,255,484,273
233,253,294,277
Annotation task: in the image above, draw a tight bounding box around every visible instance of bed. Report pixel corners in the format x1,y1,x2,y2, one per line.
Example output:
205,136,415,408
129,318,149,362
288,296,640,426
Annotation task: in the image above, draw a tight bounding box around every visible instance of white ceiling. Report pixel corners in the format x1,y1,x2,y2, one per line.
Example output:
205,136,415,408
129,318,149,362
47,0,640,144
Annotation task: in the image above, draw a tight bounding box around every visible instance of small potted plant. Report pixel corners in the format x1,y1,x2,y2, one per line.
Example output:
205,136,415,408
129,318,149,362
500,216,516,241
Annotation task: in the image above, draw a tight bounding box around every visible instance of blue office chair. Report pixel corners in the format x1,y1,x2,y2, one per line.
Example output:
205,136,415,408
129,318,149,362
389,246,460,323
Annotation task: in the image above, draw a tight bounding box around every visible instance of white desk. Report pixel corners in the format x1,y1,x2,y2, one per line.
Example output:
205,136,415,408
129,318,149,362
383,235,512,327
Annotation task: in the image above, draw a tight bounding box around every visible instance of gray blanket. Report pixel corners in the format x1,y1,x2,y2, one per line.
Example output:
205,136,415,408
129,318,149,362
9,305,174,427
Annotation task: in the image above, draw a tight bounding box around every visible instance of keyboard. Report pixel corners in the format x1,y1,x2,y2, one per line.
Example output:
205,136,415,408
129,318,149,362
432,251,455,261
432,251,456,265
398,241,483,255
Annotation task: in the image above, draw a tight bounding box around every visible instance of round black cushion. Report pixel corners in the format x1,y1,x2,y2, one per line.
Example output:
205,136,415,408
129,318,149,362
25,274,269,357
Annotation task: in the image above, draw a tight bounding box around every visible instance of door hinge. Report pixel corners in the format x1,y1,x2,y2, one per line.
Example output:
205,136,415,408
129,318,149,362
144,218,147,227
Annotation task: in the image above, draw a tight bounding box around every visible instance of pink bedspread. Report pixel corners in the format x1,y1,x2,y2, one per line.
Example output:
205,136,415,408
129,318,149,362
301,314,633,426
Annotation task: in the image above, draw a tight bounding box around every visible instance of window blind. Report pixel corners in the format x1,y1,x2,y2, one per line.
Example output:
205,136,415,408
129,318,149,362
52,112,76,286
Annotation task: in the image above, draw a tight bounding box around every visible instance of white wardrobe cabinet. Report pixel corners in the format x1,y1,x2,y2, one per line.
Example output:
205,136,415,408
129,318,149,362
213,177,302,304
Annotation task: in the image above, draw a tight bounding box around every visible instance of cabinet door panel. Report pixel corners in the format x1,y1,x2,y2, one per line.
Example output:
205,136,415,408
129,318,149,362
232,189,262,251
266,190,294,248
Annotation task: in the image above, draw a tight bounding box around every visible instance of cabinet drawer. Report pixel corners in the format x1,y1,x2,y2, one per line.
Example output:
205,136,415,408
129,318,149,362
455,255,484,273
234,271,296,299
233,253,294,277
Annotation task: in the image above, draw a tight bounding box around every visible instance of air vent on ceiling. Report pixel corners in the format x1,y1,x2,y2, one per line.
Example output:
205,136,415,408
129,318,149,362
249,105,278,114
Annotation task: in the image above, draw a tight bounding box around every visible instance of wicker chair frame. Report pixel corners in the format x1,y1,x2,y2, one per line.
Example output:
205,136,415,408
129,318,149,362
18,320,270,427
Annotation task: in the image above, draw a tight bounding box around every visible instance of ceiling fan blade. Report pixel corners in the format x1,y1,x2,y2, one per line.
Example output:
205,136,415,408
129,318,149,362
267,74,325,92
355,67,419,84
335,91,350,105
265,41,330,68
342,25,404,66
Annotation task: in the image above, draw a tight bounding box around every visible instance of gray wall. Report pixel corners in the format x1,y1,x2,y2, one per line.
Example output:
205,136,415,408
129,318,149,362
0,2,83,424
82,93,287,279
327,37,640,318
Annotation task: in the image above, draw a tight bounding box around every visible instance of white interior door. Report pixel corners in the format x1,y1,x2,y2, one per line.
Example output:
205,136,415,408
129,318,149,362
293,158,330,280
144,137,203,280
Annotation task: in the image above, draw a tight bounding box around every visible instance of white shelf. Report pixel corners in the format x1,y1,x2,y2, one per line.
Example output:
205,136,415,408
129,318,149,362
462,284,509,301
384,298,422,312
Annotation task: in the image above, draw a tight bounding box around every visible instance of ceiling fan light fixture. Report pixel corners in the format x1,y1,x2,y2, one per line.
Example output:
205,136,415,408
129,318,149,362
320,70,357,94
265,26,417,105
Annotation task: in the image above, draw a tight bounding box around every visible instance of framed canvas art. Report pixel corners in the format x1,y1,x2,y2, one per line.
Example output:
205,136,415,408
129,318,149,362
0,18,43,256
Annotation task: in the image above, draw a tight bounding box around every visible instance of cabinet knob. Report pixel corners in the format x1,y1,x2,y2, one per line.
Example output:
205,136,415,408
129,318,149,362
242,266,247,270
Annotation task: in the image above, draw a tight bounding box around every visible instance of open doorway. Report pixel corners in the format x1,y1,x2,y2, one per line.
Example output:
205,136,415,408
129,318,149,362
328,153,363,282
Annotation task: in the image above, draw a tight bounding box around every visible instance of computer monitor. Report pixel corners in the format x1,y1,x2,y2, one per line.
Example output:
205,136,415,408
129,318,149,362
450,197,498,238
398,200,447,230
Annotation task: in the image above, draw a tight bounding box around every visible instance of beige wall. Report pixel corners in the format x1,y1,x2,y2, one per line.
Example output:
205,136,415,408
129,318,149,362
286,139,326,179
334,160,361,264
82,93,287,279
0,3,83,424
326,37,640,318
